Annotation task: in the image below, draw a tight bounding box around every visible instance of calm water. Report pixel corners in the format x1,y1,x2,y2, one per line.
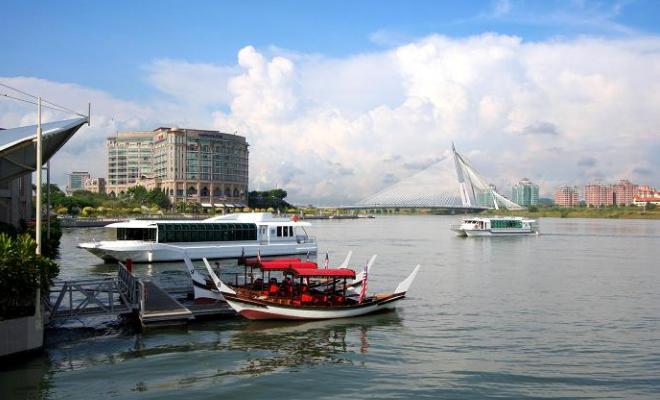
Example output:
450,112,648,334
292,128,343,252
2,216,660,399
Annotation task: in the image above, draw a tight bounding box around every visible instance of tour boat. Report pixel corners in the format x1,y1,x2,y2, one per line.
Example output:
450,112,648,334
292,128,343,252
201,255,420,320
78,212,317,262
450,216,539,237
188,251,372,304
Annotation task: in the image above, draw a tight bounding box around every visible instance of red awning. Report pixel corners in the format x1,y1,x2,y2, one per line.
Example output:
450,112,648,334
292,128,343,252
288,267,356,279
242,257,302,267
260,261,318,271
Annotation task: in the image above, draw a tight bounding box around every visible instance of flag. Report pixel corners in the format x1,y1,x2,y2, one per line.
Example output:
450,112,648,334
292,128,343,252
257,250,262,265
324,252,329,269
358,262,369,304
306,251,310,261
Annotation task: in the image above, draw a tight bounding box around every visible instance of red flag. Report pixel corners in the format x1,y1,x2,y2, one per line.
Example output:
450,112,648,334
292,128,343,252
323,252,329,269
358,263,369,303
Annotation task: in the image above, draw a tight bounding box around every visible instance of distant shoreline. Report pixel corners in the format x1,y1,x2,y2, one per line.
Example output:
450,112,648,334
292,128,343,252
480,207,660,220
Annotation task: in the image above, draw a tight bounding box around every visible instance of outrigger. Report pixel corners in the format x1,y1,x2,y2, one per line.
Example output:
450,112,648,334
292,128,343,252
196,254,420,320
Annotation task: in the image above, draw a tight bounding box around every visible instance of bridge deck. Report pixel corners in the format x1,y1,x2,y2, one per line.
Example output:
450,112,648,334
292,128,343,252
140,281,193,326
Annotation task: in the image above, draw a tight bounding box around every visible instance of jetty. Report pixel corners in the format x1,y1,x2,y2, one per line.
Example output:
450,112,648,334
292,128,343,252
43,262,234,329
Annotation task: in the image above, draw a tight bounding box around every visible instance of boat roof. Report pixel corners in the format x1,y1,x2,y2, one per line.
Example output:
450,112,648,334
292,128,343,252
287,267,356,278
242,257,303,267
105,213,312,228
461,216,535,222
260,261,318,271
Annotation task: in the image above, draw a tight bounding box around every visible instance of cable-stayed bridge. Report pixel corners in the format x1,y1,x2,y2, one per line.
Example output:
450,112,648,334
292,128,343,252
349,145,524,211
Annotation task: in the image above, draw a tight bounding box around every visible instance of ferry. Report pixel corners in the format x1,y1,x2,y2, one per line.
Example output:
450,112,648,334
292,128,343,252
78,213,317,263
450,216,538,237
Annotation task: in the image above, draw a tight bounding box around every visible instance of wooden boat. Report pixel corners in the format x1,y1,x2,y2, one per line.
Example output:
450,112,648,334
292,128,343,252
201,256,420,320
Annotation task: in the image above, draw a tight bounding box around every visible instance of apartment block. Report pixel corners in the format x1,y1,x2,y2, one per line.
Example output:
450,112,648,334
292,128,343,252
554,186,579,208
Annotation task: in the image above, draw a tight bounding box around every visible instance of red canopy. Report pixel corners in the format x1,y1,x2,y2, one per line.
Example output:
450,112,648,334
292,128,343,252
242,257,302,267
260,261,318,271
288,267,356,279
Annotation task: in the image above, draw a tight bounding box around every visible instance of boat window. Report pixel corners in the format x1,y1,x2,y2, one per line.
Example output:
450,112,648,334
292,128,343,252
289,226,294,237
154,222,257,243
277,226,282,237
116,227,156,241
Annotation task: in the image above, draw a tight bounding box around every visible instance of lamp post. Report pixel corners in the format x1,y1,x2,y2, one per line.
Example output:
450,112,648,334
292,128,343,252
35,97,42,256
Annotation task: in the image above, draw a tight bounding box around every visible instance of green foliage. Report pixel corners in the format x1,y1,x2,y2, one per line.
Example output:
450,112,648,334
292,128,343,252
528,205,539,212
0,233,59,319
248,189,292,210
45,184,171,216
646,202,657,210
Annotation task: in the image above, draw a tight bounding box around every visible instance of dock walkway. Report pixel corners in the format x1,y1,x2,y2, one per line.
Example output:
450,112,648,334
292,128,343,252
44,263,235,329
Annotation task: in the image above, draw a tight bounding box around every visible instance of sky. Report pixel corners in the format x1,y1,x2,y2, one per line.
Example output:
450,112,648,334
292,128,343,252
1,0,659,204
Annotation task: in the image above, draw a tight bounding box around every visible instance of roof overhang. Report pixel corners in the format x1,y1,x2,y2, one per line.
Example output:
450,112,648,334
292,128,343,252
0,117,88,183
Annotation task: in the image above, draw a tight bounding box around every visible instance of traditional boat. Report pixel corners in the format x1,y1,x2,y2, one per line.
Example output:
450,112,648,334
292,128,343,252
450,216,539,237
200,255,420,320
78,212,317,262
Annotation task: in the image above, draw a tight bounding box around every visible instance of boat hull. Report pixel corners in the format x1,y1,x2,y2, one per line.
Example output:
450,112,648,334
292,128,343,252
223,293,405,320
464,229,537,237
78,241,317,263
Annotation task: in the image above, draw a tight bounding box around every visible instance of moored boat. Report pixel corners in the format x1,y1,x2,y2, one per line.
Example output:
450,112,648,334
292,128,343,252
450,216,539,237
201,255,420,320
78,212,317,262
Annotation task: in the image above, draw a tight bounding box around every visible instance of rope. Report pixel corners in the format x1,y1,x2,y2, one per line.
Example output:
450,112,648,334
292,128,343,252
0,81,87,117
1,92,84,116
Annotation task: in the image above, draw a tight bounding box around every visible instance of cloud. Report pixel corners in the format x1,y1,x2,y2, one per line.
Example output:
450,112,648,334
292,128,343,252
521,121,559,136
3,32,660,204
632,167,652,177
577,157,597,167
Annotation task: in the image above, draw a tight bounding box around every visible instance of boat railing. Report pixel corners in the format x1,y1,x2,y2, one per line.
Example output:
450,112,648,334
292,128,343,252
449,224,463,230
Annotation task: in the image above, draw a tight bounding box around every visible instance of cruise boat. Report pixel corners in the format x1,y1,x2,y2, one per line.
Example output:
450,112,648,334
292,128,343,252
78,213,317,262
201,255,420,320
450,216,538,237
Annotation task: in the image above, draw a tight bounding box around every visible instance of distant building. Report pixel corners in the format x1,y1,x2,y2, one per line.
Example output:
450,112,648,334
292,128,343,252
511,178,539,207
612,179,638,206
83,177,106,194
584,180,638,206
633,185,660,206
66,171,90,195
107,127,249,206
554,186,579,208
584,183,614,207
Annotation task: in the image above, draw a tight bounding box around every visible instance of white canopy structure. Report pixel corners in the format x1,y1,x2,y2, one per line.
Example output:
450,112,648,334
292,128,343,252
0,117,88,182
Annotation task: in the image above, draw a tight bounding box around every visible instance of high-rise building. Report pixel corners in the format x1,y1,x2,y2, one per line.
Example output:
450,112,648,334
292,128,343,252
66,171,90,195
511,178,539,207
554,186,579,208
107,127,249,205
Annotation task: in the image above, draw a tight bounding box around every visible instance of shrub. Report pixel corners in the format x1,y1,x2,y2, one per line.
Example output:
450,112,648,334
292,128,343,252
0,234,59,319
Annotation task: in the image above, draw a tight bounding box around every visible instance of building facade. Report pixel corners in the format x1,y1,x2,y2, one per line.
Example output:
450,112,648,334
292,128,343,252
511,178,539,207
0,175,31,227
66,171,90,195
83,177,106,194
107,127,249,206
554,186,579,208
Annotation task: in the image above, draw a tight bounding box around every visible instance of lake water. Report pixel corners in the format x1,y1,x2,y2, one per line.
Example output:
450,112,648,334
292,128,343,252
2,216,660,399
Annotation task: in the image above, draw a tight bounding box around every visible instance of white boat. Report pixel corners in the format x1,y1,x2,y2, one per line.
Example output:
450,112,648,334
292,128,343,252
450,216,539,237
78,213,317,263
203,256,420,321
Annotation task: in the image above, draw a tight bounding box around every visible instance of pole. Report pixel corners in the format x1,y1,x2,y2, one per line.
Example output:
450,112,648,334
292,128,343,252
36,97,42,256
46,160,51,240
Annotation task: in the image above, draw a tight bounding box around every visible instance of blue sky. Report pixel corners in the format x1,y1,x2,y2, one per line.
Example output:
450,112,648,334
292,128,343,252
3,0,659,100
1,0,659,202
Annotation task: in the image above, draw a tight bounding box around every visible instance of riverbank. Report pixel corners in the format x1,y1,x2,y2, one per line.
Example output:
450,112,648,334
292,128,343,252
481,206,660,219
